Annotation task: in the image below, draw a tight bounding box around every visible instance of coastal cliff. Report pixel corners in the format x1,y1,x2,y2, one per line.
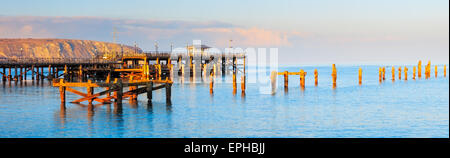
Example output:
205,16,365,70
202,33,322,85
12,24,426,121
0,38,142,58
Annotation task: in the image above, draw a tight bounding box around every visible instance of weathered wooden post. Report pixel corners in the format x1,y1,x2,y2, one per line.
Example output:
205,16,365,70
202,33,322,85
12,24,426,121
435,65,438,78
79,65,83,80
418,60,422,79
358,67,362,85
117,79,123,105
413,66,416,80
106,73,111,98
165,82,172,105
391,66,395,81
36,66,40,81
398,67,402,80
314,69,318,86
64,65,68,80
332,64,337,88
40,67,44,81
404,66,408,80
19,66,23,81
210,75,214,94
147,81,153,103
48,65,52,79
382,67,386,80
233,73,237,95
444,65,447,77
378,67,382,83
2,67,6,82
241,75,245,95
300,69,306,89
425,60,431,79
87,80,94,104
14,66,18,82
24,66,27,80
271,71,277,94
59,79,66,104
284,71,288,90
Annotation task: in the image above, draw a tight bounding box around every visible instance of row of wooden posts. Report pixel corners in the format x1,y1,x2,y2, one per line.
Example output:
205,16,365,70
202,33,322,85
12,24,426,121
1,65,56,82
270,62,446,91
378,61,446,82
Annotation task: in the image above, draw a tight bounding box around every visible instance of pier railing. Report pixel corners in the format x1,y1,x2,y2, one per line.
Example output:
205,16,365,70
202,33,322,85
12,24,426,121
0,58,117,65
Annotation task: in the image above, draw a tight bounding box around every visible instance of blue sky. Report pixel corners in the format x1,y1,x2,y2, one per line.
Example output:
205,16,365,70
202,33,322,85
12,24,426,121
0,0,448,65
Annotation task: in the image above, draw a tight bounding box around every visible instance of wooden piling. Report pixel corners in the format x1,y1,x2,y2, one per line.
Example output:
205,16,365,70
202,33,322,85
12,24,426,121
398,67,402,80
314,69,318,86
382,67,386,80
59,79,66,104
391,66,395,81
14,66,17,81
40,67,44,80
300,69,306,89
332,64,337,88
241,75,245,94
87,80,94,104
36,66,40,81
19,66,23,81
165,82,172,104
210,74,214,94
444,65,447,77
117,79,123,105
271,71,277,94
435,65,438,78
147,81,153,103
284,71,288,90
379,67,382,83
233,73,237,94
358,67,362,85
404,66,408,80
418,60,422,79
413,66,416,80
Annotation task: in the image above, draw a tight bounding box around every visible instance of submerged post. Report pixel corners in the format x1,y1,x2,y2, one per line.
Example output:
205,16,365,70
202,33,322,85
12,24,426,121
398,67,402,80
413,66,416,80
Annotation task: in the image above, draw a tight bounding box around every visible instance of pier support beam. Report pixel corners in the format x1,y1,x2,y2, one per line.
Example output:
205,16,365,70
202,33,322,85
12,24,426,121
147,81,153,104
165,83,172,105
59,79,66,104
314,69,318,86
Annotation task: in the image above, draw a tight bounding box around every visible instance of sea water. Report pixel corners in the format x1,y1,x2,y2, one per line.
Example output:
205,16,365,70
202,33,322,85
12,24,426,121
0,65,448,138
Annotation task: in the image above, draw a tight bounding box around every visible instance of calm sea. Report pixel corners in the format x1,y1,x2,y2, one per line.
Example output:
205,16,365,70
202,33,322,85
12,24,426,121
0,65,448,138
